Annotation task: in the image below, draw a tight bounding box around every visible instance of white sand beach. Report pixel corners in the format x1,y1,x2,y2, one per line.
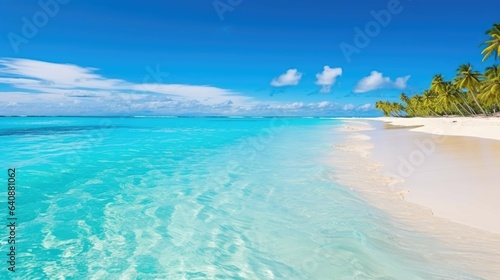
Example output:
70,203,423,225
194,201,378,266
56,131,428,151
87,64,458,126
371,117,500,233
377,117,500,141
330,117,500,278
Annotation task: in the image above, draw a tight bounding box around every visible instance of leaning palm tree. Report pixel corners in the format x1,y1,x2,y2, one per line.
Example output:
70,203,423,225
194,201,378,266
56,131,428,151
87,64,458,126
454,63,486,115
375,101,391,116
421,90,439,116
480,64,500,113
390,102,405,117
399,92,417,116
431,76,463,115
436,82,465,116
482,23,500,62
430,74,446,94
480,80,500,113
410,95,426,116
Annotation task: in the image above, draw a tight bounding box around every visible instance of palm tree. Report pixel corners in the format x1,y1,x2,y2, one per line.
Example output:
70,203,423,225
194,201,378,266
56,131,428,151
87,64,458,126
454,63,486,115
430,74,446,93
400,93,416,116
408,95,419,116
480,64,500,113
436,82,465,116
480,81,500,113
431,76,464,115
375,101,384,116
375,101,393,116
375,101,405,117
484,64,500,80
390,102,405,117
482,23,500,62
421,90,439,116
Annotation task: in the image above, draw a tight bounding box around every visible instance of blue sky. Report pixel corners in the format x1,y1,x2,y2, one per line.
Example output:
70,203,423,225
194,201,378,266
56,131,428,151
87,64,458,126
0,0,498,116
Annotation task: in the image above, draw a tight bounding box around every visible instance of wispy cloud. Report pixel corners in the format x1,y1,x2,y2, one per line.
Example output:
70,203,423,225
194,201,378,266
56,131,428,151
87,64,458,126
239,101,374,116
342,103,372,111
353,71,410,93
270,69,302,87
315,66,342,93
356,103,372,111
0,58,253,104
0,58,256,115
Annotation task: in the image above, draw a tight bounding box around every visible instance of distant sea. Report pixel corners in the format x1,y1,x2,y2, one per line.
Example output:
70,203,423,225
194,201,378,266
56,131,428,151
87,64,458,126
0,117,483,279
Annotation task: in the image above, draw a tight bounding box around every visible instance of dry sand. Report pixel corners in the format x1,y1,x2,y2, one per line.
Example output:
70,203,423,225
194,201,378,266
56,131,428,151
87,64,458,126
371,117,500,233
377,116,500,141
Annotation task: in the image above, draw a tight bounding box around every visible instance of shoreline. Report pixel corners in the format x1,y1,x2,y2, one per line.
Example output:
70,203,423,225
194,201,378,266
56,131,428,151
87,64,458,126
330,119,500,277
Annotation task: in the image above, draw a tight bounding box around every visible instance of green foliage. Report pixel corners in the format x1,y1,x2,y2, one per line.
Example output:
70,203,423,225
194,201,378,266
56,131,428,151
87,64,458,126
376,23,500,117
482,23,500,62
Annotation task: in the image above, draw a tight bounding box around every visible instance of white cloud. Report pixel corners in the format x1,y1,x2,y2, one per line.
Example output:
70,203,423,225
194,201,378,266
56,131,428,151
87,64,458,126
394,76,410,89
317,101,330,108
315,66,342,93
356,103,372,111
0,58,124,89
343,104,355,111
270,69,302,87
342,103,373,112
0,58,253,109
353,71,410,93
241,101,372,114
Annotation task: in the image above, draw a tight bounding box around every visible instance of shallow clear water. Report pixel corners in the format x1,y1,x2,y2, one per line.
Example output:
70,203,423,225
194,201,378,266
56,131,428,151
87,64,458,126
0,117,489,279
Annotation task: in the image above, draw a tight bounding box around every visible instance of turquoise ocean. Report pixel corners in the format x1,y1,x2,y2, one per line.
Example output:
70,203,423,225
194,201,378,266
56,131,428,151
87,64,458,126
0,117,487,279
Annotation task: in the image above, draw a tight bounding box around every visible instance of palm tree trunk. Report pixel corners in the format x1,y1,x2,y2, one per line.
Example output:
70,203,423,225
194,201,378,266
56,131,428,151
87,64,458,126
453,103,466,116
407,105,418,117
439,101,454,116
446,107,453,116
457,103,471,116
471,91,488,116
439,105,450,116
465,101,477,115
458,94,475,115
428,108,438,116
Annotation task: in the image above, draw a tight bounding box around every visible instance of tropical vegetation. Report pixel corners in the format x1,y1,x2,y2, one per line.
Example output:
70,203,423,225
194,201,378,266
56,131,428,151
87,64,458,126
375,23,500,117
